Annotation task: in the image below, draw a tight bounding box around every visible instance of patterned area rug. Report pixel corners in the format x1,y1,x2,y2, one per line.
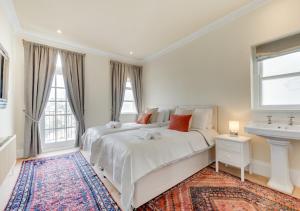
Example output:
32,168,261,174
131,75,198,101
138,167,300,211
5,152,120,211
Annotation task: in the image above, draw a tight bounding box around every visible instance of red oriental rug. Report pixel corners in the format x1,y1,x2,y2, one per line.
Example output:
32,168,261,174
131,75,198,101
138,166,300,211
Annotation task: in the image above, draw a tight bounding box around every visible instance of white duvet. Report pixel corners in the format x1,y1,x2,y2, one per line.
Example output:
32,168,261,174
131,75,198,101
91,127,217,210
82,122,168,151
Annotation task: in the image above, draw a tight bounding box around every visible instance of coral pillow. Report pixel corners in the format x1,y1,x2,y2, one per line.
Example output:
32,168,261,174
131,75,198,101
168,114,192,132
137,113,152,124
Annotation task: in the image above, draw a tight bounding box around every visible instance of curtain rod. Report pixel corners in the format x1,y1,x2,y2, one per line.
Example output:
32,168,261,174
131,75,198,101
22,39,86,56
110,60,142,68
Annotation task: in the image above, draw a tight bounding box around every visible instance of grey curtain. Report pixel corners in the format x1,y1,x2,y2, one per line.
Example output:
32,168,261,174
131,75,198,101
23,41,58,157
111,60,128,121
60,51,85,147
128,65,143,114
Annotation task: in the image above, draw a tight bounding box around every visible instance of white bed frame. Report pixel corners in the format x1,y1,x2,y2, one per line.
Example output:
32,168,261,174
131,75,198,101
102,105,218,209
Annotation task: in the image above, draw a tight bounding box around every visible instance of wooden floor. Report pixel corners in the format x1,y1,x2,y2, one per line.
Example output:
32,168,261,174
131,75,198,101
1,148,299,210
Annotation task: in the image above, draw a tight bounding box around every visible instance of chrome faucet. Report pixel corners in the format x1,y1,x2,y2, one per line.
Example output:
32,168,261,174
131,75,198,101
289,116,295,126
266,115,272,124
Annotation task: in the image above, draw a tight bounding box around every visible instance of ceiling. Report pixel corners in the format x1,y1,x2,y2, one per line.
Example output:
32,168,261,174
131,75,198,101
13,0,253,60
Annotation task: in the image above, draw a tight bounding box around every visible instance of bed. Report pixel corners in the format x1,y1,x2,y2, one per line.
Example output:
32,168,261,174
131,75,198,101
82,121,168,151
91,105,218,210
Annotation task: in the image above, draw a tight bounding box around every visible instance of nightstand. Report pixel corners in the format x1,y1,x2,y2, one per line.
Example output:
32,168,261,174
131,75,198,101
216,134,252,182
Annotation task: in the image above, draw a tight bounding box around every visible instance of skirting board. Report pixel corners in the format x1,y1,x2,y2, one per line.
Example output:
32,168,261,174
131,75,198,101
251,159,300,187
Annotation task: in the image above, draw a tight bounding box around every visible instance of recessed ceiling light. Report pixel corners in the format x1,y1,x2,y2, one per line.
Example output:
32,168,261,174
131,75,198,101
129,51,133,55
57,29,62,34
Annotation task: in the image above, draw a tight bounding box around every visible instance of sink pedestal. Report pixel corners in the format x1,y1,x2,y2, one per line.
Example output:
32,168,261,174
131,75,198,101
267,139,293,194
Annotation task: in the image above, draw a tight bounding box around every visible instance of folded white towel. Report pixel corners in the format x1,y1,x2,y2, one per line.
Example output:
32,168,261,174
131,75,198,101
105,121,122,129
138,129,162,140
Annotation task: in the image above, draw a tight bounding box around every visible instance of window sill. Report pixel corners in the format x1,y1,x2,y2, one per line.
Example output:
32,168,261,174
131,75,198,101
252,106,300,112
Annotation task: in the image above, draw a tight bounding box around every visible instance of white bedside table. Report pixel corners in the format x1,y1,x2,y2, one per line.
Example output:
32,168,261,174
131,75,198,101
216,134,252,182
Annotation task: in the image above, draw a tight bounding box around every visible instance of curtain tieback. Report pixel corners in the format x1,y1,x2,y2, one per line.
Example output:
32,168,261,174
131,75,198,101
22,109,39,123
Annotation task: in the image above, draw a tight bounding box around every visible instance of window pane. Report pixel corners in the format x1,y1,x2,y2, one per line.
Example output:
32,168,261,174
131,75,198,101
45,115,55,129
51,77,56,87
45,102,55,115
126,79,132,88
124,89,134,101
56,74,65,88
262,76,300,105
45,129,55,144
67,115,76,127
66,103,73,114
67,128,76,140
48,88,55,101
56,102,66,114
56,88,66,101
56,129,66,142
56,115,66,128
262,51,300,77
121,101,137,113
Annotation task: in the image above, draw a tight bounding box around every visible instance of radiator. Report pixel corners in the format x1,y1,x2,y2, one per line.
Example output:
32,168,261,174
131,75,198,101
0,135,16,186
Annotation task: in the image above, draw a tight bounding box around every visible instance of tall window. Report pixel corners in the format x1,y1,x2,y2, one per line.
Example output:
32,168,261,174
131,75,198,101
40,55,77,149
121,78,137,114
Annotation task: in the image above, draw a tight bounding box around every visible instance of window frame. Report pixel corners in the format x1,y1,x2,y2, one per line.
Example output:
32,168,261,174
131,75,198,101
120,78,138,114
251,48,300,111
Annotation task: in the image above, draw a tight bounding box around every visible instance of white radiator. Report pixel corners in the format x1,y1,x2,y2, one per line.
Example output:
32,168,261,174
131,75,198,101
0,135,16,186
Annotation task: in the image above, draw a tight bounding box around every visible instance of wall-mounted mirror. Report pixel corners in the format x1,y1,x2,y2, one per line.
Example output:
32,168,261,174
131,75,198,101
0,43,9,109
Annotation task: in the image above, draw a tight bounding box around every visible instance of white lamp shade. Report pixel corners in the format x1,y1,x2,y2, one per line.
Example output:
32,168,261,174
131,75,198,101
229,121,239,133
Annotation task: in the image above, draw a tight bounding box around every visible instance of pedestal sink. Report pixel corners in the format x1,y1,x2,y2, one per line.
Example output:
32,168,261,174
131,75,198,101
245,122,300,194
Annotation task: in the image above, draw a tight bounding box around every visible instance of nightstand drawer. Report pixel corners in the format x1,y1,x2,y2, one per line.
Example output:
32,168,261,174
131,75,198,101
217,139,241,153
218,149,241,166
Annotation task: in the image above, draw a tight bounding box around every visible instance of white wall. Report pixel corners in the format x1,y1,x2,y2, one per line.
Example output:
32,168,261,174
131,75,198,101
143,0,300,171
0,5,16,139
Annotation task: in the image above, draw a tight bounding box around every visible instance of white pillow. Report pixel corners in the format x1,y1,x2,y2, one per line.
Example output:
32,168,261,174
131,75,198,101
156,111,165,123
191,108,213,130
145,107,159,123
155,109,171,123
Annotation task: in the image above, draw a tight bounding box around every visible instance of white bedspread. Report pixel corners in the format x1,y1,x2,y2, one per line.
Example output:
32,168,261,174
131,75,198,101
82,122,168,151
91,127,217,210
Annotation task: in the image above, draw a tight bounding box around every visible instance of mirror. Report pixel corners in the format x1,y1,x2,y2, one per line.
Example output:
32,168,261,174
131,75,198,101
0,43,9,109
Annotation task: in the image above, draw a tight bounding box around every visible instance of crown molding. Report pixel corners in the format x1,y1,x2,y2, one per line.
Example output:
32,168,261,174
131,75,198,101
143,0,272,62
19,30,144,64
1,0,272,64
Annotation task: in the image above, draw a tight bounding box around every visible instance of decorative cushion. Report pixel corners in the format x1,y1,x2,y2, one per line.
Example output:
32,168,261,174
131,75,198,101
168,114,192,132
137,113,152,124
175,108,194,129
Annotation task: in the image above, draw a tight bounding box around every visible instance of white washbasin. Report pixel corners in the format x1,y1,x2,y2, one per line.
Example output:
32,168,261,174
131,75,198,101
245,121,300,194
245,122,300,140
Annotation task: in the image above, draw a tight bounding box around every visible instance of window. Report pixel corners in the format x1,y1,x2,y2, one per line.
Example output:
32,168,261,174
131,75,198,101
121,78,137,114
40,55,77,149
252,33,300,110
253,50,300,110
